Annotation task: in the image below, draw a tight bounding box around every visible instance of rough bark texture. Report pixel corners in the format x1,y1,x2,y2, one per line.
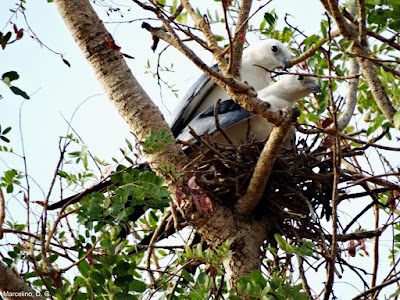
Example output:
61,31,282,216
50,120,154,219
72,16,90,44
54,0,285,291
181,200,269,289
54,0,186,170
236,107,300,215
0,260,45,300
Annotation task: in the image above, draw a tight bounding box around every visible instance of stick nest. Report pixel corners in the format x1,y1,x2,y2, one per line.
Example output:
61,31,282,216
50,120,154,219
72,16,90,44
184,135,341,239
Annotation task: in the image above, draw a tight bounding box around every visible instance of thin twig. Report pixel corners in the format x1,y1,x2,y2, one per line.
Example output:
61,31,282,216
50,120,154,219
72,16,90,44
236,108,300,215
146,210,172,287
214,99,233,144
352,277,400,300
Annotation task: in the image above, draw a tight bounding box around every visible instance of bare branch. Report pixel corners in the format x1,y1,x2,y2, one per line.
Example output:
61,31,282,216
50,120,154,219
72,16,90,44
179,0,226,69
0,260,46,300
235,107,300,215
342,9,400,51
352,277,400,300
229,0,253,76
0,187,4,240
337,0,359,131
288,30,341,68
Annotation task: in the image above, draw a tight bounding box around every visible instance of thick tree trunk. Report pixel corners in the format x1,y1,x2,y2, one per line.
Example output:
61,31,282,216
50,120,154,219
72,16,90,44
0,260,45,300
54,0,186,170
54,0,268,290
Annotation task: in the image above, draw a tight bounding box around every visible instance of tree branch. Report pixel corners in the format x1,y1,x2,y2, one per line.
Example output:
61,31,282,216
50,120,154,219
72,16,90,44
229,0,253,76
54,0,189,184
0,187,4,239
352,277,400,300
337,0,359,131
141,22,250,94
0,260,45,300
179,0,226,69
235,107,300,215
342,9,400,51
288,30,340,68
323,0,397,124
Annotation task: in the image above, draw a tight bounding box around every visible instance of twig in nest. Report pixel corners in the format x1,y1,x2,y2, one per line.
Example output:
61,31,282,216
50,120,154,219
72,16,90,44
146,210,172,287
188,126,230,160
214,99,233,144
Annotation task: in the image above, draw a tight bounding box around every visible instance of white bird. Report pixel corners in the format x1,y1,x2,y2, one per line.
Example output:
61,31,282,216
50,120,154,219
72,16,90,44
176,74,321,146
170,39,293,137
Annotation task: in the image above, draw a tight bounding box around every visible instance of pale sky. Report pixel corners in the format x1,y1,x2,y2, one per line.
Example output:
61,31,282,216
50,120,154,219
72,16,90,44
0,1,396,298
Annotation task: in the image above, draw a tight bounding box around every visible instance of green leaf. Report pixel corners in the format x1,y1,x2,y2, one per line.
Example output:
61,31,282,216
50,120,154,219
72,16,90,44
263,12,276,27
2,71,19,82
393,111,400,130
0,31,12,47
10,86,30,99
2,127,11,134
274,234,289,252
130,278,147,292
0,136,10,143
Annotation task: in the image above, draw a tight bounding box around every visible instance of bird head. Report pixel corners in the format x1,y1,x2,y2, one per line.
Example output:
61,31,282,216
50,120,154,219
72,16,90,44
257,74,321,106
284,74,321,101
296,74,321,94
244,39,293,71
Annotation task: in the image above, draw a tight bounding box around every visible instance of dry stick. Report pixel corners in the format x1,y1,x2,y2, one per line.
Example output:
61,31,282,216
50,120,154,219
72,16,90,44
362,0,378,288
268,69,362,80
287,30,341,68
214,99,233,144
372,202,380,290
235,108,300,215
325,228,384,242
228,0,253,76
0,187,4,239
324,12,340,300
179,0,226,69
325,0,397,124
297,256,313,299
342,9,400,52
146,210,172,287
352,277,400,300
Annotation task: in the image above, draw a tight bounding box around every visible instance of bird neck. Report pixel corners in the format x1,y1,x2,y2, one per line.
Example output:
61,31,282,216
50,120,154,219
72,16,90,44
260,82,300,104
240,62,271,91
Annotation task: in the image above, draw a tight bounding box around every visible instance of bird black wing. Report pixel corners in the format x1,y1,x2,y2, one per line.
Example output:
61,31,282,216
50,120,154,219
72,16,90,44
176,99,251,141
170,63,221,137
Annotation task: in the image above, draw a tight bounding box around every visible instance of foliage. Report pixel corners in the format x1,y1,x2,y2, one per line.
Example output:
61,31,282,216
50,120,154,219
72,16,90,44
231,270,310,300
0,0,400,299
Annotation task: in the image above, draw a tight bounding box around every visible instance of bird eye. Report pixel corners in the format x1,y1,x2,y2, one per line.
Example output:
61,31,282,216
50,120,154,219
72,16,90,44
271,45,278,52
297,75,304,80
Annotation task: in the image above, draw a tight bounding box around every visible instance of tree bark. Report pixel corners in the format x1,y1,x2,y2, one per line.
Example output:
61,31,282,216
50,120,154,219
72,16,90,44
0,260,45,300
54,0,271,291
54,0,186,171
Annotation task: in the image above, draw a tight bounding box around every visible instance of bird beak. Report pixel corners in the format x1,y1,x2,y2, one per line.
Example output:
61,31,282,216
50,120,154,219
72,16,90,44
305,81,321,94
312,84,321,94
281,59,289,71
